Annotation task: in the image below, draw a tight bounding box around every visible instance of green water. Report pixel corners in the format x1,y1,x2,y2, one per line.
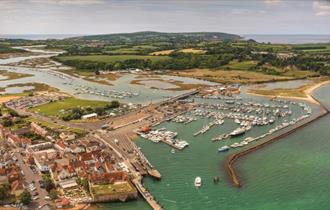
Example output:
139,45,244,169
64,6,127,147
98,84,330,210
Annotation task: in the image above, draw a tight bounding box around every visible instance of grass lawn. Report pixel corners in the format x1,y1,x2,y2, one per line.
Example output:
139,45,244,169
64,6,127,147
57,55,170,63
30,97,109,117
91,182,135,196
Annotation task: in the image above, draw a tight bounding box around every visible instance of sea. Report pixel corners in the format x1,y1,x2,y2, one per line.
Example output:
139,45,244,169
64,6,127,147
0,34,82,40
94,82,330,210
242,34,330,44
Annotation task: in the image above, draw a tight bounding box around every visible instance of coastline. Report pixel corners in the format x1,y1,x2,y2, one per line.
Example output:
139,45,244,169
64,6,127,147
247,80,330,105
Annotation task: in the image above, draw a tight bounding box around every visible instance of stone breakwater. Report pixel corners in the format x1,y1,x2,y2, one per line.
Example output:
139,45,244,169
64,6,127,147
225,93,330,188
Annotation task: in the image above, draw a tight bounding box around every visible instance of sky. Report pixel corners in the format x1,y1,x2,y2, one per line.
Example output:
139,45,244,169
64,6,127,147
0,0,330,35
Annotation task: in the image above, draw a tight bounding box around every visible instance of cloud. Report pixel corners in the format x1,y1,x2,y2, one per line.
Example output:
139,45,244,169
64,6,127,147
313,0,330,16
30,0,105,6
264,0,283,6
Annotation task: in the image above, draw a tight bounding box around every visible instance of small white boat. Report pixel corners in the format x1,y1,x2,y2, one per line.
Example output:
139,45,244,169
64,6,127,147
194,177,202,187
171,149,175,154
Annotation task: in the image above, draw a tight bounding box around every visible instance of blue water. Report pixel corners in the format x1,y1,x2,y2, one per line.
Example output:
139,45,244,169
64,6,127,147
0,34,84,40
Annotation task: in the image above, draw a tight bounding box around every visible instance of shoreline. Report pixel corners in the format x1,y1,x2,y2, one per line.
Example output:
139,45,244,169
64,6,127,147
247,80,330,105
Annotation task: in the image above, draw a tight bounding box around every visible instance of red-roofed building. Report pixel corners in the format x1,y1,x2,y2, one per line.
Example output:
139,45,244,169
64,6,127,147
89,171,128,185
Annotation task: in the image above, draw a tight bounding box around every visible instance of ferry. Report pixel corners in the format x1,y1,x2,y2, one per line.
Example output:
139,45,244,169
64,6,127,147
218,145,230,152
194,177,202,187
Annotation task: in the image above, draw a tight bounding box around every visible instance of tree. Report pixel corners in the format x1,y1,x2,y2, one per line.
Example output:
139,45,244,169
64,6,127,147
2,118,13,127
20,190,31,205
0,183,11,200
42,174,55,192
110,100,120,108
77,178,89,192
49,189,58,200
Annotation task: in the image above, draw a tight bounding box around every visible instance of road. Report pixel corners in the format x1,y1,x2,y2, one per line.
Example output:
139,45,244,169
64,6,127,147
15,150,52,209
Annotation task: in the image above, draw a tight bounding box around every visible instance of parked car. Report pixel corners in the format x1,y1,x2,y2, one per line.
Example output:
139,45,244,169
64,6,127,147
39,180,45,188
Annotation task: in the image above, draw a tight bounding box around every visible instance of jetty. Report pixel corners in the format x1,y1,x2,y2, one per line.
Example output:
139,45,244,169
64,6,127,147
226,94,330,188
132,176,164,210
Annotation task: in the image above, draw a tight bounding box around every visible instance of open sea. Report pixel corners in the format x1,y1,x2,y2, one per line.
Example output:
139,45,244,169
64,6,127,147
242,34,330,44
0,34,82,40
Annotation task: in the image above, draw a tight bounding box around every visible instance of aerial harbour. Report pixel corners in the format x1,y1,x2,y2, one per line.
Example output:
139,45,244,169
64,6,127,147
1,2,330,210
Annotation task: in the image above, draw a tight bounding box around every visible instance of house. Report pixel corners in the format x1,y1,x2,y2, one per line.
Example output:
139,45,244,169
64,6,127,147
7,167,21,182
59,132,76,141
26,142,53,154
105,162,114,173
50,159,76,183
55,198,71,209
55,141,70,153
7,134,32,148
0,176,9,185
94,161,105,173
69,144,85,154
30,122,48,137
33,150,57,172
80,140,100,152
11,179,24,197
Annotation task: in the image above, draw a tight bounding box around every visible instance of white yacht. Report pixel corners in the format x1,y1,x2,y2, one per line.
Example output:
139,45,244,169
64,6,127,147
194,177,202,187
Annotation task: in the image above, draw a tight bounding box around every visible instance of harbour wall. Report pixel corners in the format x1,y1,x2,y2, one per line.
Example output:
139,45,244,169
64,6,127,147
225,94,329,187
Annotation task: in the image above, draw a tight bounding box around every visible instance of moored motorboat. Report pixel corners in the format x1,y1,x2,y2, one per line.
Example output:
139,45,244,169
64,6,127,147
218,145,230,152
194,177,202,187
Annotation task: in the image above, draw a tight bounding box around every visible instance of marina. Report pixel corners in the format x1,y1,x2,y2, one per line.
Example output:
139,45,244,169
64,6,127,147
112,80,324,210
1,46,330,210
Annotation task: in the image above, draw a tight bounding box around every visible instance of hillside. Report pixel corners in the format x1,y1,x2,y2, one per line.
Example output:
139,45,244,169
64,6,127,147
67,31,241,43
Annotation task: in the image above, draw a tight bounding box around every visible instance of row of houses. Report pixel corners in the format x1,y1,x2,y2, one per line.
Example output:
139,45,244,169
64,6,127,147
0,116,137,206
0,143,24,198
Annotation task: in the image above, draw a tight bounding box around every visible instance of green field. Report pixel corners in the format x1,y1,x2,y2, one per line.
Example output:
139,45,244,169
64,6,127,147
293,43,330,53
30,97,109,117
57,55,170,63
232,41,292,52
223,60,258,71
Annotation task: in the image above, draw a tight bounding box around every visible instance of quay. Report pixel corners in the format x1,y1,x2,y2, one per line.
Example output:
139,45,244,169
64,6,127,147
95,133,163,209
132,176,164,210
226,94,330,187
